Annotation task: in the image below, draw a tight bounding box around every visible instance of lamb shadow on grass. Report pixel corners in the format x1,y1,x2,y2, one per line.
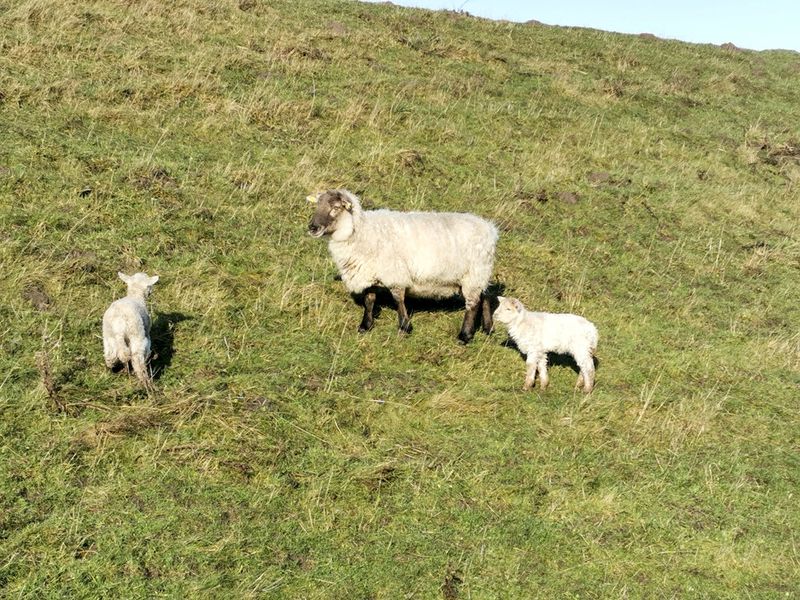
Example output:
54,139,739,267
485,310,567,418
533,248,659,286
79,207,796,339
150,312,193,380
501,337,601,373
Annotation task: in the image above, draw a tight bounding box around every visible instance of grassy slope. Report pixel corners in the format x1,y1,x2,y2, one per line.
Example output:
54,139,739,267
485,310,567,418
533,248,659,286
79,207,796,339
1,0,799,596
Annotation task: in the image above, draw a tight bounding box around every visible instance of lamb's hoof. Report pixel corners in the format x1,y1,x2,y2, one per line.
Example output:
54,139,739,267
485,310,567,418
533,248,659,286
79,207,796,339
457,331,474,344
398,323,413,335
358,322,373,333
481,327,494,335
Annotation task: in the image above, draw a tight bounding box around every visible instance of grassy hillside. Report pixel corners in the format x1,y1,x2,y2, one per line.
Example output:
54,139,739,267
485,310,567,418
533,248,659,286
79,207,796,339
1,0,799,596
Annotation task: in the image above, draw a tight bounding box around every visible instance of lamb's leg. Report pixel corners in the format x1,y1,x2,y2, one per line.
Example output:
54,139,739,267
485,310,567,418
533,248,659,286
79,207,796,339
130,339,152,388
458,294,481,344
523,359,538,391
390,287,412,334
537,356,549,389
117,336,132,373
359,288,377,332
480,292,493,335
103,336,117,369
575,352,595,393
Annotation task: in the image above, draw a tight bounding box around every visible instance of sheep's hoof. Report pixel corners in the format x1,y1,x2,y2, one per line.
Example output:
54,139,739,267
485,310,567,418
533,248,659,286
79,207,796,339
358,321,374,333
398,323,413,335
457,331,474,344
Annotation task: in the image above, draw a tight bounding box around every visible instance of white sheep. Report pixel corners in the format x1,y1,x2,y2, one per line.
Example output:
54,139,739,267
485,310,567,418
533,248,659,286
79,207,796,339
493,296,598,393
307,189,498,342
102,272,159,386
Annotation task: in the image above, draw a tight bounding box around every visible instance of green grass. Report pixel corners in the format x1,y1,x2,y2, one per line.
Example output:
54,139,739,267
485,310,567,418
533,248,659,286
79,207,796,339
1,0,799,596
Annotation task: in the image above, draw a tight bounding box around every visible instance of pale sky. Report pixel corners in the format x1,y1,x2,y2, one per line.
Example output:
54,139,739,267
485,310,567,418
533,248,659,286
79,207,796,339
361,0,800,52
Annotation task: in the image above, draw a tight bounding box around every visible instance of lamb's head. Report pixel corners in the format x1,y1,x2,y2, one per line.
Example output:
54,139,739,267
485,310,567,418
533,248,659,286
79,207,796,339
307,189,358,241
493,296,525,325
118,272,159,298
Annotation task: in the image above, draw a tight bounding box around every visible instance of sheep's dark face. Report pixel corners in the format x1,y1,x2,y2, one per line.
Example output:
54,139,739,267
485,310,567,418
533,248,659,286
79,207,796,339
308,190,352,238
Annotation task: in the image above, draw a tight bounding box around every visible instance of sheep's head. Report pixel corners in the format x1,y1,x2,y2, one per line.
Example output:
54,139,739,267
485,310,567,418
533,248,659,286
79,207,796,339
307,190,354,239
493,296,524,324
118,272,159,298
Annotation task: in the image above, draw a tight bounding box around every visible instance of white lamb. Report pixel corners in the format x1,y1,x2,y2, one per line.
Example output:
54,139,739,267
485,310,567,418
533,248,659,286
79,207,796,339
307,189,498,343
493,296,599,393
102,272,159,386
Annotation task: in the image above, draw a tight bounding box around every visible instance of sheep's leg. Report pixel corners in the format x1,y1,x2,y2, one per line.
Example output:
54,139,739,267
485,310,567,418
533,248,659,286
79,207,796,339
390,287,412,334
523,359,538,391
458,295,481,344
575,352,595,393
359,288,377,332
537,356,549,389
480,292,493,335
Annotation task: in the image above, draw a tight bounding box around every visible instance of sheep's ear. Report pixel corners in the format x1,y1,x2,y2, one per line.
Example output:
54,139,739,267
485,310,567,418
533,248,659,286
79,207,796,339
306,193,319,205
512,299,524,312
118,271,131,284
148,275,159,286
497,296,506,303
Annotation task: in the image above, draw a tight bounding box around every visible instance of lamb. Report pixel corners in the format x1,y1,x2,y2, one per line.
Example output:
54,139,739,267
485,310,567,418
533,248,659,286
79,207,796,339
493,296,598,393
307,189,498,343
102,272,159,387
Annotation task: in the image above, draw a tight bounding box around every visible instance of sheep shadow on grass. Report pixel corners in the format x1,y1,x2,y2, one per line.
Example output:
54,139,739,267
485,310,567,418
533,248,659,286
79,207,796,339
150,311,193,380
350,282,506,332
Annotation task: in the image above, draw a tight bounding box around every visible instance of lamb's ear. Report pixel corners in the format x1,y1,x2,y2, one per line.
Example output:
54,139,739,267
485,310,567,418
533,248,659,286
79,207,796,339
341,194,353,211
148,275,159,286
512,299,524,312
497,296,506,303
118,271,131,284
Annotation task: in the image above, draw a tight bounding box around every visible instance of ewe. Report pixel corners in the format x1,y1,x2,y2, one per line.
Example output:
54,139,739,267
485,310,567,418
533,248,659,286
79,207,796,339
102,272,159,386
493,296,598,393
307,189,498,343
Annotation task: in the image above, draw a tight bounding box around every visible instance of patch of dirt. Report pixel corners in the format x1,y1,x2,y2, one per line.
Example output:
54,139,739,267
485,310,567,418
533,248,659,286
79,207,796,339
751,140,800,168
326,20,348,36
556,191,580,204
66,249,98,274
132,166,178,191
441,568,463,599
587,171,611,184
397,149,425,174
23,283,50,311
